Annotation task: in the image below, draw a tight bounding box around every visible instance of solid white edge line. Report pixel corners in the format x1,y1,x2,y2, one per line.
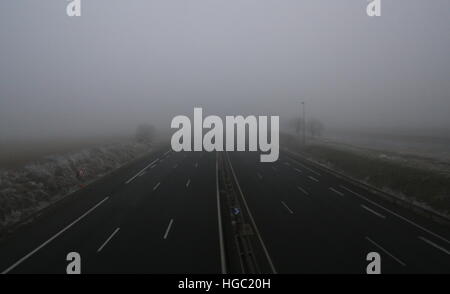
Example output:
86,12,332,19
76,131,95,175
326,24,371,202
1,196,109,274
153,182,161,191
226,152,278,274
365,237,406,266
418,236,450,255
163,219,174,240
329,187,344,196
97,227,120,253
286,156,321,176
308,176,319,182
281,201,294,214
361,205,386,219
341,185,450,245
125,156,161,184
297,186,309,195
216,152,227,274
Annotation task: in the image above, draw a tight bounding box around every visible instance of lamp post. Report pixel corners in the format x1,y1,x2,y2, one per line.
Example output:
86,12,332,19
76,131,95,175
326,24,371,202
301,101,306,145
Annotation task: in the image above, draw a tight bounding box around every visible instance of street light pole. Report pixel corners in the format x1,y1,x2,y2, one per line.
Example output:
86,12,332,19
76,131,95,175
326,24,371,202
301,101,306,145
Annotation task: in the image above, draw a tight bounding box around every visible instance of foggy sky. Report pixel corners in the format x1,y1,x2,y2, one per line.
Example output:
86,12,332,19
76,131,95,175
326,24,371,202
1,0,449,140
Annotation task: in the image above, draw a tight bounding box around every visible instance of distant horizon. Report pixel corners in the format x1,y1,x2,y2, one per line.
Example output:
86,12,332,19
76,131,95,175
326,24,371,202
1,0,450,141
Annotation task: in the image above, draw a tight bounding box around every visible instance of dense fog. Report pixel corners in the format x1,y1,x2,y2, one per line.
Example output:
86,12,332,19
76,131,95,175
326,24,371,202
1,0,449,142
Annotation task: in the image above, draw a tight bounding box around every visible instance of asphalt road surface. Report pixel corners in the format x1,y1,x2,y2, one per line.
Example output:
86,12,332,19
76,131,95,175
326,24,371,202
0,146,449,274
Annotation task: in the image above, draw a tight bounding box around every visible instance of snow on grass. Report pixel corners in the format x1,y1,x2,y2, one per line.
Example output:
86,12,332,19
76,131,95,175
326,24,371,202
0,142,150,230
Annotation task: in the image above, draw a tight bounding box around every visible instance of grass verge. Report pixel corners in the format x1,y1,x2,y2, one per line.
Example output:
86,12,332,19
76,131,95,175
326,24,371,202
283,134,450,214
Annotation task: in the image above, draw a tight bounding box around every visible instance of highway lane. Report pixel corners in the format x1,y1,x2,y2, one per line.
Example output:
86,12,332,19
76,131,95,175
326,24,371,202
91,150,220,273
282,150,450,272
0,147,221,274
228,151,372,273
1,146,450,274
0,145,171,273
228,150,450,273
